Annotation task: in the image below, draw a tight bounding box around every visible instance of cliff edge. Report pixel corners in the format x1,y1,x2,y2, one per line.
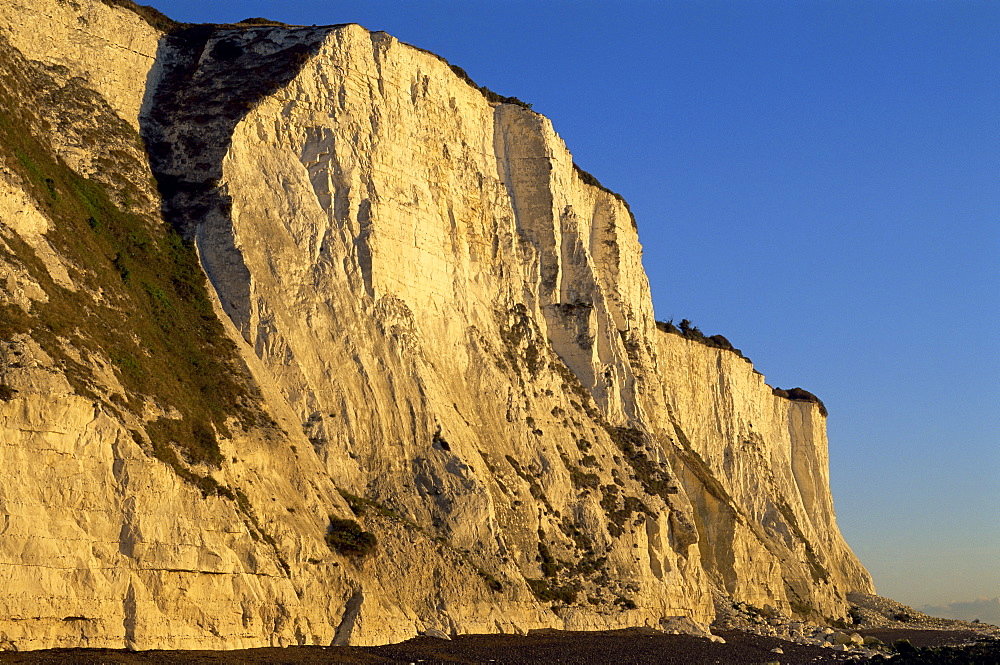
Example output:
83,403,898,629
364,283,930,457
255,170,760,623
0,0,872,649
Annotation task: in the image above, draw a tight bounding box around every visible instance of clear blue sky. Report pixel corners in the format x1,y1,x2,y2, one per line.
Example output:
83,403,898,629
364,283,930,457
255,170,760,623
148,0,999,610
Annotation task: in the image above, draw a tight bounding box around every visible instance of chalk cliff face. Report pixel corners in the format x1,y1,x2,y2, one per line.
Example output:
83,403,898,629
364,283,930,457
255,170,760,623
0,0,873,650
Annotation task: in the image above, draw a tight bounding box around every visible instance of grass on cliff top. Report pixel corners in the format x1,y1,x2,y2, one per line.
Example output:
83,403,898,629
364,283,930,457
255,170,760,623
96,0,180,32
445,62,534,111
97,0,294,33
571,163,637,230
0,35,266,467
771,386,828,416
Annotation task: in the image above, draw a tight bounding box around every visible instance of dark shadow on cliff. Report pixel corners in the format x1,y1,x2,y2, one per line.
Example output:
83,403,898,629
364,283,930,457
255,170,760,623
140,24,337,336
141,24,336,238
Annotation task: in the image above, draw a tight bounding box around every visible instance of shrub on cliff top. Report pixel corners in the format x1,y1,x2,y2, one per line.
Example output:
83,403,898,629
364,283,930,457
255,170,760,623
656,318,751,362
772,387,828,417
97,0,180,32
572,163,637,230
236,17,289,26
448,64,533,110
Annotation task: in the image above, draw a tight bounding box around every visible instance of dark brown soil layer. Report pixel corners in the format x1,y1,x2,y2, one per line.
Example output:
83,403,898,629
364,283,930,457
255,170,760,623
0,628,992,664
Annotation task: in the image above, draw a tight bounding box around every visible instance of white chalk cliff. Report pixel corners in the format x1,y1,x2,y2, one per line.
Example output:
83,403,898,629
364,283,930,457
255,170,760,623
0,0,873,650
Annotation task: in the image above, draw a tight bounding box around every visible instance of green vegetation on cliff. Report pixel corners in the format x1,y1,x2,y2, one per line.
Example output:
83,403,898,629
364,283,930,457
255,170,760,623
0,35,265,468
656,318,751,361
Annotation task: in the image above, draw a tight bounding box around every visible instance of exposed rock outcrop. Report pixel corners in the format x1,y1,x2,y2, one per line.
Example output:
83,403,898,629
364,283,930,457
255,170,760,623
0,0,873,650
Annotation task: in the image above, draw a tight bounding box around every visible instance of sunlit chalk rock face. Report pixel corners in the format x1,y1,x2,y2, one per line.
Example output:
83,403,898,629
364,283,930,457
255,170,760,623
0,0,872,649
655,333,874,621
192,20,872,635
0,0,160,129
192,23,714,639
